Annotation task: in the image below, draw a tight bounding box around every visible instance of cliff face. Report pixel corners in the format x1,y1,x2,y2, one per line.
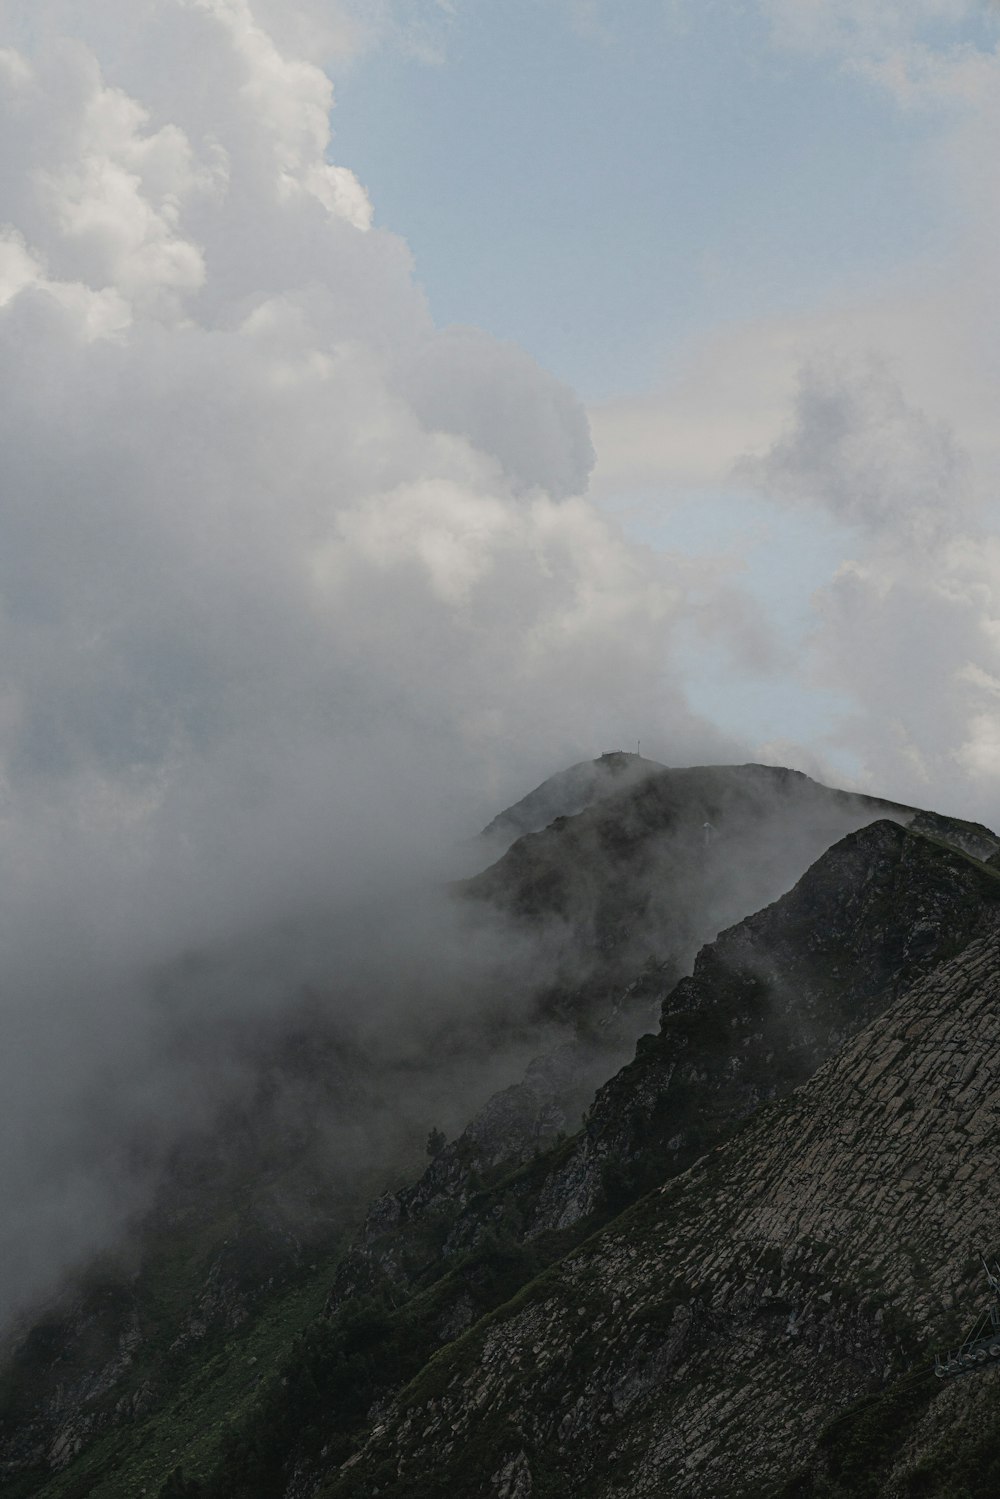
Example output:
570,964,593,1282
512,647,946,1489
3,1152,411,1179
211,821,1000,1499
323,835,1000,1499
528,818,1000,1232
331,822,1000,1308
5,766,1000,1499
330,926,1000,1499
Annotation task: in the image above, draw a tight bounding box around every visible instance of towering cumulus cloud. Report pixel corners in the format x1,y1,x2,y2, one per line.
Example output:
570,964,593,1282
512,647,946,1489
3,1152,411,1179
0,2,728,1325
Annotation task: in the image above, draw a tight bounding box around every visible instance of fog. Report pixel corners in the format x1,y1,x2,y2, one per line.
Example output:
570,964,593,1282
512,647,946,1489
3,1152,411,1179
0,1,754,1329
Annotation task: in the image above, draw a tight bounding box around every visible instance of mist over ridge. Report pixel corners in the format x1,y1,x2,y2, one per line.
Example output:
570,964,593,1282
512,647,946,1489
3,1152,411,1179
0,1,739,1330
7,5,1000,1495
7,760,1000,1496
5,0,1000,1420
6,742,991,1339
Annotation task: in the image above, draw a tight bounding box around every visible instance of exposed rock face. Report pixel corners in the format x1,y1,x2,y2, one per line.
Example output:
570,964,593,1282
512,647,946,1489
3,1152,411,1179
527,818,1000,1235
323,788,993,1334
909,809,1000,862
331,821,1000,1318
326,876,1000,1499
7,765,1000,1499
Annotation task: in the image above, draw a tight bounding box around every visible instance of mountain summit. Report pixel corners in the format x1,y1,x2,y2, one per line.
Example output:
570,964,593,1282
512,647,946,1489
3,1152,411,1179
480,750,666,846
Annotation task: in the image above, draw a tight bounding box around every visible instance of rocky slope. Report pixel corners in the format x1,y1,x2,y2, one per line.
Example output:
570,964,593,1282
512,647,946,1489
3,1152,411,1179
327,820,1000,1317
330,922,1000,1499
4,763,1000,1499
321,831,1000,1498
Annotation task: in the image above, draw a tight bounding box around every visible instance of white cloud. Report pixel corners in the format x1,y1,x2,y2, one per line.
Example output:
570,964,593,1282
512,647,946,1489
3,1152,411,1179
588,316,804,500
0,1,736,1325
745,356,967,540
396,326,594,499
745,358,1000,817
0,227,40,307
185,0,373,225
0,39,212,319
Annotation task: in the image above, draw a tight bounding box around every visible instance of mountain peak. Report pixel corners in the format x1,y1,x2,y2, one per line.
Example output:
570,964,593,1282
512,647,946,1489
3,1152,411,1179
480,750,666,845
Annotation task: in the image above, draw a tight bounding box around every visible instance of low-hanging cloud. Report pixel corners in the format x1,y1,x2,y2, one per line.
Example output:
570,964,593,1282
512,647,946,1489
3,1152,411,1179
0,1,746,1327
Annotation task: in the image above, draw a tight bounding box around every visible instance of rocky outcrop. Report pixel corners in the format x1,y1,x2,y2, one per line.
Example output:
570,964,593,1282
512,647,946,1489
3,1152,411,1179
327,922,1000,1498
526,818,1000,1235
329,822,1000,1322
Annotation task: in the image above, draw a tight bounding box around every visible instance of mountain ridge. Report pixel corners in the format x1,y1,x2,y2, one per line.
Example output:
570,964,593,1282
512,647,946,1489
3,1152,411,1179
479,751,666,847
5,762,1000,1499
322,824,1000,1498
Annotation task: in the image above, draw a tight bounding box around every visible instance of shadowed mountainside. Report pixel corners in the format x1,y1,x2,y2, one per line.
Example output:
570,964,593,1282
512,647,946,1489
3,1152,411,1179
317,825,1000,1499
4,764,1000,1499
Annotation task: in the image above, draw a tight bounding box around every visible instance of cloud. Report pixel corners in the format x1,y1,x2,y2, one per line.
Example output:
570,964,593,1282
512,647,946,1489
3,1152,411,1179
759,0,1000,144
0,2,741,1326
745,353,1000,816
394,326,595,499
11,0,1000,1330
587,317,805,501
744,356,967,540
187,0,374,227
740,6,1000,813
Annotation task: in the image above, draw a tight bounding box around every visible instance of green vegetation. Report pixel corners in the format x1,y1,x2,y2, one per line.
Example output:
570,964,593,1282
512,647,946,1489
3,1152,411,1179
22,1250,341,1499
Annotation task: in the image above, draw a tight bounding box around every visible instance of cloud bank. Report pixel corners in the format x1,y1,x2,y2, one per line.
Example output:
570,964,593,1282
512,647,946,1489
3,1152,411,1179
0,0,742,1325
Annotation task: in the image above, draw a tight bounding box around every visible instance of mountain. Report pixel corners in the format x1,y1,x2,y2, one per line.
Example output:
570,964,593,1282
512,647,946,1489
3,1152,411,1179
479,751,666,846
465,760,995,996
321,820,1000,1499
4,762,1000,1499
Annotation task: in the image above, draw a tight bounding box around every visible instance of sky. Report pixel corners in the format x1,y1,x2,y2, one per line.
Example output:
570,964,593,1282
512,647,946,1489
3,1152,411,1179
3,0,1000,1320
325,0,1000,765
329,1,945,399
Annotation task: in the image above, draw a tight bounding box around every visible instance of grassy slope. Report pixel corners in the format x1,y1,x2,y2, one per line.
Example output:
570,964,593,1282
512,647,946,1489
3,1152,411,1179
20,1251,341,1499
